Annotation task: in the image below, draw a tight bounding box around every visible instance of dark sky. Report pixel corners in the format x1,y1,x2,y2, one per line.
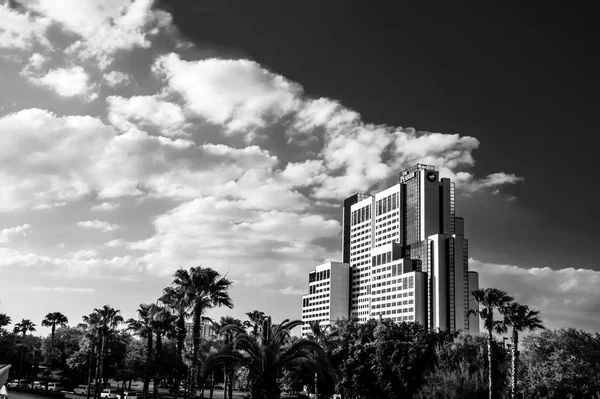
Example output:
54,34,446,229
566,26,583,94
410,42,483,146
155,0,600,270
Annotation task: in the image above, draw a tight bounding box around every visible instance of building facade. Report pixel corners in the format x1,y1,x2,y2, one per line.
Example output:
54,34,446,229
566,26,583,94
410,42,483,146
301,261,350,337
302,164,480,334
184,320,218,341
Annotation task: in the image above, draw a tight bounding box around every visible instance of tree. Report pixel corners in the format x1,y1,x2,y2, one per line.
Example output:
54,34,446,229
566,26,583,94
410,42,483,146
243,311,266,337
127,303,157,399
160,286,190,399
214,317,334,399
80,313,101,399
212,316,244,399
307,322,332,398
14,319,37,377
152,305,176,399
469,288,514,399
91,306,123,399
521,329,600,398
170,266,233,398
42,312,69,389
0,313,11,335
501,303,544,399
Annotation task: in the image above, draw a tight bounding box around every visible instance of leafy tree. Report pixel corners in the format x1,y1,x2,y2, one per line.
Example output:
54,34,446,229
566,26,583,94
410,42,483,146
469,288,514,399
42,327,84,385
243,311,266,337
127,303,157,399
521,328,600,398
160,286,190,399
306,322,333,398
212,316,244,399
170,266,233,397
501,303,544,399
152,305,176,399
42,312,69,389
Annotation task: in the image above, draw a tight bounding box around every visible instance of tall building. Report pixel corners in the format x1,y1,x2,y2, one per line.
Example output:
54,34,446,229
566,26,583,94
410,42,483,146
301,261,350,337
301,164,479,334
185,320,218,341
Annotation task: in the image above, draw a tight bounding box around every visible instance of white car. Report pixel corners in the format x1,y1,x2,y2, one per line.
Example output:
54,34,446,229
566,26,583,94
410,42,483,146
47,383,63,392
100,389,119,399
74,385,95,396
31,381,44,390
119,391,138,399
5,380,24,389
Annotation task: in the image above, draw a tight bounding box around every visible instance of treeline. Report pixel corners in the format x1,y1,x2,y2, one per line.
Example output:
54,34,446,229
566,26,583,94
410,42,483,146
2,268,600,399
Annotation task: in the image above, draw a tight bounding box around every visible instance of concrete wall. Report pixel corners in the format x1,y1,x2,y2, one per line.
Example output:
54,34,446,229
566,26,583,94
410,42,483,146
329,261,350,323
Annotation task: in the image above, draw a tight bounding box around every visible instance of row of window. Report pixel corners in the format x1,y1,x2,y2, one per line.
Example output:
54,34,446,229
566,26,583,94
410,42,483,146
308,285,330,295
302,294,329,307
309,269,331,283
351,205,371,226
302,304,329,313
376,192,399,216
372,276,414,290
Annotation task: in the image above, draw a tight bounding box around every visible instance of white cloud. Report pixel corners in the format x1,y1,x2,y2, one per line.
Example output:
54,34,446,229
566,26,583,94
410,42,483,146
77,220,120,232
107,95,188,136
27,286,95,293
0,224,32,243
91,202,120,211
103,71,130,87
130,196,340,283
0,3,50,49
153,53,302,134
470,259,600,332
25,0,173,69
25,66,98,101
67,249,99,259
280,286,305,295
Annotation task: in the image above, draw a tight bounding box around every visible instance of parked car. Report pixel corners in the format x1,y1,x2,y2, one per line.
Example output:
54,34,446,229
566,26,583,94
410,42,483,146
5,380,25,389
119,391,138,399
74,385,95,396
214,384,224,390
31,381,44,390
47,383,63,392
100,389,119,399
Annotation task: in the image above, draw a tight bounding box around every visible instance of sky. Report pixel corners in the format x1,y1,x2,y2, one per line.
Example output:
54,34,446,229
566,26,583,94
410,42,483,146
0,0,599,336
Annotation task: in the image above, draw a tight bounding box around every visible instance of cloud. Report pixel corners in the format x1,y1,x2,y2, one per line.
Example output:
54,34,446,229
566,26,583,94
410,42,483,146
103,71,130,88
0,3,50,50
107,95,188,136
67,249,98,259
77,220,120,232
27,286,95,293
91,202,120,211
24,66,98,101
459,172,524,193
129,196,341,283
153,53,302,134
26,0,173,69
280,286,306,295
470,259,600,332
0,224,32,243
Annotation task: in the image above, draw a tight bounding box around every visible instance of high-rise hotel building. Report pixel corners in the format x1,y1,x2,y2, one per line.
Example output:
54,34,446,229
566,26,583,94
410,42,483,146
301,164,480,335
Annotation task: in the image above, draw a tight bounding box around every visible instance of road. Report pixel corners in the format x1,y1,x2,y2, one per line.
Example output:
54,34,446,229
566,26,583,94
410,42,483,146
5,389,249,399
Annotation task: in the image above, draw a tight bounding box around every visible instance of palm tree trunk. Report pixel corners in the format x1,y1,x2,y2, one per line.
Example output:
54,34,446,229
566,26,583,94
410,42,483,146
96,334,106,399
511,330,518,399
227,367,233,399
174,315,185,399
86,339,96,399
94,336,103,399
208,373,214,399
222,367,227,399
191,303,202,399
487,329,494,399
143,332,153,399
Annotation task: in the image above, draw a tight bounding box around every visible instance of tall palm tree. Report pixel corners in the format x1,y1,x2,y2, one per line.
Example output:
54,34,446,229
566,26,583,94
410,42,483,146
92,306,123,399
159,286,190,399
212,317,244,399
214,317,333,399
80,313,101,399
152,305,176,399
127,304,157,399
171,266,233,398
13,319,36,378
42,312,69,389
501,303,544,399
307,322,332,399
469,288,514,399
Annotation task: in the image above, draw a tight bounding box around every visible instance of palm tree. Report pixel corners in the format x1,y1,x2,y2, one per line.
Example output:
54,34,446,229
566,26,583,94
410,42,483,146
127,304,157,399
0,313,11,333
469,288,514,399
243,311,266,337
307,322,332,399
160,286,190,399
42,312,69,389
212,317,244,399
501,303,544,399
217,317,334,399
80,313,101,399
14,319,36,378
170,266,233,398
152,305,176,399
92,306,123,399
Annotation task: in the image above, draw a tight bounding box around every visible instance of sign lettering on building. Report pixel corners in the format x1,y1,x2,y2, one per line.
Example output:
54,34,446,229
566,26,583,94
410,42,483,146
400,172,416,183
